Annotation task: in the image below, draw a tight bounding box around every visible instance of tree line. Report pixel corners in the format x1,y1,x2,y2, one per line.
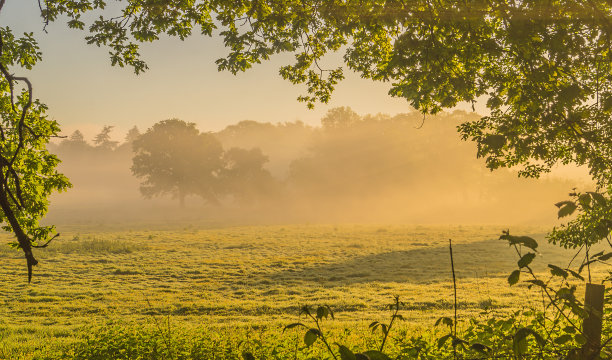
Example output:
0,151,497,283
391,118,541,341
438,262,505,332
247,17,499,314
48,108,577,224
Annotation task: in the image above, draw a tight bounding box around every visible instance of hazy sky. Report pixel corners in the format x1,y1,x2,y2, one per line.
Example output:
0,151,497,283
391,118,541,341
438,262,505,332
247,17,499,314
1,1,488,139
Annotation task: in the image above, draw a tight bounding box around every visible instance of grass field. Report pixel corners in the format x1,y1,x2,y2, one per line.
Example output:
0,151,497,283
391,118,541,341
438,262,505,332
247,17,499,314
0,224,606,359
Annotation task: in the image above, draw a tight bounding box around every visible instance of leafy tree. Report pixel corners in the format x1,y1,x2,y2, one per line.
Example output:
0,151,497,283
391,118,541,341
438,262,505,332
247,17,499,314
124,126,141,144
0,25,71,280
131,119,224,207
321,107,361,130
69,130,86,143
93,125,119,150
115,125,141,153
56,129,91,153
219,147,276,202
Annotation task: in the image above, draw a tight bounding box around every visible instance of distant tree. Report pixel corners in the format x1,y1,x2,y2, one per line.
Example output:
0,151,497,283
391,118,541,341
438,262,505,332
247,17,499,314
289,108,481,198
93,125,119,150
131,119,224,207
124,126,141,144
220,147,276,202
56,130,92,154
69,130,86,143
321,107,361,129
116,126,142,153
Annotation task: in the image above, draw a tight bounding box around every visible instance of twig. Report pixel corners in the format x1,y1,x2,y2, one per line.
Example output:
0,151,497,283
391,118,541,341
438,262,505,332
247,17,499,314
415,112,426,129
379,295,400,352
31,233,60,248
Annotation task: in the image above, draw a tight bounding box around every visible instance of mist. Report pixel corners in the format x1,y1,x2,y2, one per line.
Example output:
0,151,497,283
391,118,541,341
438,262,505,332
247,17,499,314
44,108,589,228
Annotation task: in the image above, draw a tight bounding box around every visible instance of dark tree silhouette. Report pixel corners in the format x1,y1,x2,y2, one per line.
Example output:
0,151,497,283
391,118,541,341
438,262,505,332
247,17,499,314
220,147,276,202
131,119,224,207
69,130,86,143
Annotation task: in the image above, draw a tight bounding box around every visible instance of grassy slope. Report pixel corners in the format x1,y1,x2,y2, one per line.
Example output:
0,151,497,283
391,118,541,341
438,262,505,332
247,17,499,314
0,225,604,358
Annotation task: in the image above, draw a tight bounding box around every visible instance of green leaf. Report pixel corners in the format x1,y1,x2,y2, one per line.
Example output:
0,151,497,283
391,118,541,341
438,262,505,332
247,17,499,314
518,253,536,268
587,192,606,206
437,334,452,348
508,270,520,286
556,287,577,302
571,303,588,318
380,324,388,335
554,334,573,345
284,323,307,331
513,335,527,355
304,329,320,347
595,221,611,238
483,134,506,150
435,317,453,327
555,201,577,218
337,345,356,360
567,269,584,281
513,327,545,354
470,343,491,354
500,234,538,250
526,279,546,289
548,264,569,278
574,333,587,345
597,252,612,261
602,96,612,112
578,193,592,208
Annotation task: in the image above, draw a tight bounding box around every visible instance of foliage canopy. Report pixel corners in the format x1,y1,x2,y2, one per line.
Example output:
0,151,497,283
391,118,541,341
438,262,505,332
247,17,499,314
0,24,70,280
131,119,224,206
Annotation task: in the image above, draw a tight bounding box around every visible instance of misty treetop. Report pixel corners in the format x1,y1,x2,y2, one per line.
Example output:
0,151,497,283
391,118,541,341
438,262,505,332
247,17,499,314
220,147,278,202
131,118,275,206
93,125,119,150
56,126,129,155
50,109,576,224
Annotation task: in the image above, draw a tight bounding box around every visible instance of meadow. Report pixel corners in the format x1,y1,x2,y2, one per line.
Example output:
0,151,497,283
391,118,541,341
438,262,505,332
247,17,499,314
0,224,605,359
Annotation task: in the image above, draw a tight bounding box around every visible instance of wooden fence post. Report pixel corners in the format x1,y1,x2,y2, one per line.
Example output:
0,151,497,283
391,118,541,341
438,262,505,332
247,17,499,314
581,283,605,360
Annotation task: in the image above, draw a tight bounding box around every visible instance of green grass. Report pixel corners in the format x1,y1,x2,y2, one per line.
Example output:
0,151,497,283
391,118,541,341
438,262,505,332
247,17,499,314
0,224,605,359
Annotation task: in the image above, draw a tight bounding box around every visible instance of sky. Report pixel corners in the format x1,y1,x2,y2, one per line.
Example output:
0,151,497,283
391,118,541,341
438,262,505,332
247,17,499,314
0,0,488,140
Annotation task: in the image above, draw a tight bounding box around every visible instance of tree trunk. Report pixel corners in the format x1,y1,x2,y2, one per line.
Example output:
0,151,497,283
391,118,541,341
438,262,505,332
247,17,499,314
0,181,37,282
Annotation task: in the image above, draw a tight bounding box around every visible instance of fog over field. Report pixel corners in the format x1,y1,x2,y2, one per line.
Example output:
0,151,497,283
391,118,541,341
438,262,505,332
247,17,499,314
44,108,589,228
